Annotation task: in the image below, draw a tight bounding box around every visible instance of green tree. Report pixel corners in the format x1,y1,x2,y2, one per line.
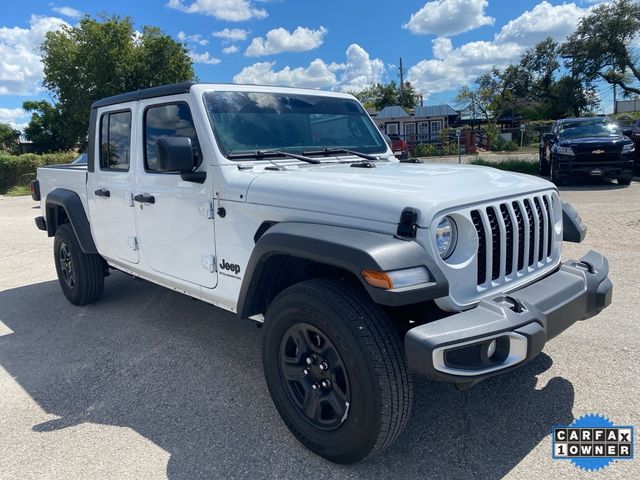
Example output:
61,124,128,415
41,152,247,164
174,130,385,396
455,69,508,143
40,15,195,146
22,100,76,153
352,81,419,111
0,123,20,153
562,0,640,95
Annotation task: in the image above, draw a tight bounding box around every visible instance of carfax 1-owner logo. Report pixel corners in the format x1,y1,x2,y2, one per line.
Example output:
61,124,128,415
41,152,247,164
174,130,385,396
552,414,635,472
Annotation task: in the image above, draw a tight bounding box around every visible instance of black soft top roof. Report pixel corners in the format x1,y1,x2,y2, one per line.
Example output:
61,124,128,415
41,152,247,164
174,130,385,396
91,82,195,109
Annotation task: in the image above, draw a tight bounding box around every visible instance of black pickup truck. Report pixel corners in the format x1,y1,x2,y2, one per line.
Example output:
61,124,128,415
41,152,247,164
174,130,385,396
539,117,635,185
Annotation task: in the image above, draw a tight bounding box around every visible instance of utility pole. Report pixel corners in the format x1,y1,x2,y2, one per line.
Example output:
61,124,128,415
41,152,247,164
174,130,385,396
399,57,404,107
613,84,617,114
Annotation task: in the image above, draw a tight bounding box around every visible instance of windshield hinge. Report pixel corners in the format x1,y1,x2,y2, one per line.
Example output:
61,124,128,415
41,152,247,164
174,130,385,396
397,207,418,238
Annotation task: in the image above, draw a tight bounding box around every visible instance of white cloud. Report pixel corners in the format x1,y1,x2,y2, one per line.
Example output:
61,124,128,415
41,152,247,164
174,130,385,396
0,15,69,96
233,59,336,89
167,0,267,21
404,0,494,37
0,107,28,130
495,1,588,46
329,44,384,91
222,45,239,54
233,43,384,91
51,6,82,19
177,31,209,46
189,51,221,65
212,28,249,42
407,1,591,98
245,26,327,57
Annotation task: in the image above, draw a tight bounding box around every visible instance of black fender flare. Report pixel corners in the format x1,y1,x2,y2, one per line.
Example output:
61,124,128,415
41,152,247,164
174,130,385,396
562,201,587,243
237,222,448,318
45,188,98,254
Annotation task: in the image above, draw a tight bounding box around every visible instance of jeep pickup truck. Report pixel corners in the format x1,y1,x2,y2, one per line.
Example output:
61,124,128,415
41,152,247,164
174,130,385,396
32,82,613,464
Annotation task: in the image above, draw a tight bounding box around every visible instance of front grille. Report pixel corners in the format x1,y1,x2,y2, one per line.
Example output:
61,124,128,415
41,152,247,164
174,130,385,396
572,145,621,162
470,193,557,288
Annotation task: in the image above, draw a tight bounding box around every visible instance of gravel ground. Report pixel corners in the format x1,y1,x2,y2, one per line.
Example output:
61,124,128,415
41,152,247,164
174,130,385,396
0,179,638,479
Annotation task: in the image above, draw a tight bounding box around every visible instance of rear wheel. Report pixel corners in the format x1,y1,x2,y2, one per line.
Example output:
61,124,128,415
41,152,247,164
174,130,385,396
53,223,105,305
262,278,413,464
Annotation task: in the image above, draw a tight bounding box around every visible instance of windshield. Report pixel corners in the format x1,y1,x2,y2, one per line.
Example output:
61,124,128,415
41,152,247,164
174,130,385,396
203,91,387,158
560,123,621,139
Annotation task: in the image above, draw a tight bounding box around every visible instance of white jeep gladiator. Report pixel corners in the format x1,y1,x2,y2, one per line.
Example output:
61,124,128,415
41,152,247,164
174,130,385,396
32,82,613,464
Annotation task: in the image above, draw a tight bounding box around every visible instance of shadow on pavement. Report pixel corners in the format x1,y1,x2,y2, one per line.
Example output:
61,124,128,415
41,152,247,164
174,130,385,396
0,273,575,479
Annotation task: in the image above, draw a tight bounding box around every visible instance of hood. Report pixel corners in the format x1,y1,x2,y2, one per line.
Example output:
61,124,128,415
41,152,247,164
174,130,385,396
246,162,553,227
559,135,628,146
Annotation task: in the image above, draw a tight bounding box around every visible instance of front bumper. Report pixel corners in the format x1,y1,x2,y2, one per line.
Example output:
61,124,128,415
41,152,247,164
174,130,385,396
556,155,634,178
405,250,612,383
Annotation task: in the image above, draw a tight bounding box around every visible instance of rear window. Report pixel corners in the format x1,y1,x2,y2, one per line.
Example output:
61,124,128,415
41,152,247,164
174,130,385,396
99,110,132,171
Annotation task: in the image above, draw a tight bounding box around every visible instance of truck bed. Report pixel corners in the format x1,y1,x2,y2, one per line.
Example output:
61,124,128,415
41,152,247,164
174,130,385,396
37,164,88,212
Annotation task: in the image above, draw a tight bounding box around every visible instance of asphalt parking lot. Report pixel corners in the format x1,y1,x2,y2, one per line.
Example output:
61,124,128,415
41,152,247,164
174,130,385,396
1,179,639,480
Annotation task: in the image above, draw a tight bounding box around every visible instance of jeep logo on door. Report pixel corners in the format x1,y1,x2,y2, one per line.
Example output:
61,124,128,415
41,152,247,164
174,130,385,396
219,259,241,276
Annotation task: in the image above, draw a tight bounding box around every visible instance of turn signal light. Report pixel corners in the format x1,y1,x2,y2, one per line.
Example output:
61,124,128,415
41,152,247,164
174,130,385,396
361,270,393,289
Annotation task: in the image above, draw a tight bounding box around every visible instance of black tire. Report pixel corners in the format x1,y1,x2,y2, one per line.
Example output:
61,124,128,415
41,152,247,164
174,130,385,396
550,158,563,186
539,148,550,176
617,176,632,185
262,278,413,464
53,223,105,305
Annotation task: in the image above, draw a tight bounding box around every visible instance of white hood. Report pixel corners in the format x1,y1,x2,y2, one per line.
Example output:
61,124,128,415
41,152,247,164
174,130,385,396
245,162,554,227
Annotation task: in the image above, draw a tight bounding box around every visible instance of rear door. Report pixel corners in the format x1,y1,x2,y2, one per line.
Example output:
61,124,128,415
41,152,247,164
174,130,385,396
133,98,217,288
87,105,139,264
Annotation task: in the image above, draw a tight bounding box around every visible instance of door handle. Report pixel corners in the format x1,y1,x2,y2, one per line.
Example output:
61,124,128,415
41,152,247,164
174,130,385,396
134,194,155,204
94,188,110,198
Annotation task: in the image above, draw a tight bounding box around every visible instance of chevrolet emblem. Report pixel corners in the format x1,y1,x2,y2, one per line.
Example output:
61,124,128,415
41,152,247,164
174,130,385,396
592,149,605,154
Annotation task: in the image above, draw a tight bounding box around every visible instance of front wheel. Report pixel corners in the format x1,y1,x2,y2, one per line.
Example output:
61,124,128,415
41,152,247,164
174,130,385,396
617,176,632,186
53,223,105,305
550,159,563,186
261,278,413,464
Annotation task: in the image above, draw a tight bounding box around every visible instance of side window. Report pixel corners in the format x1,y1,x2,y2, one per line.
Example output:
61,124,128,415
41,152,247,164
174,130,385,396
144,103,201,172
100,110,132,171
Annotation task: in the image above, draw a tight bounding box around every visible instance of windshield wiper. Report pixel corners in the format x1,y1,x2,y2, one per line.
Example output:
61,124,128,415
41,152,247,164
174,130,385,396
227,150,320,164
302,148,380,161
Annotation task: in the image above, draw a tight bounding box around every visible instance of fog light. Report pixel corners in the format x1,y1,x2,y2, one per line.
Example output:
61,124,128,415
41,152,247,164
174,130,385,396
487,339,497,359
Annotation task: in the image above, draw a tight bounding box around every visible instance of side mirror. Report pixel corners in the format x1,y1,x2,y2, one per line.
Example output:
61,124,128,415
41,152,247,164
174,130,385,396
542,133,554,143
156,137,194,173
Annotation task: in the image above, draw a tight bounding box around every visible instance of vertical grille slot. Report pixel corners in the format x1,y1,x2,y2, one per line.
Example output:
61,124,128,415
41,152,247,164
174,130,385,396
523,199,535,266
499,204,514,275
471,210,486,285
512,201,525,271
542,196,553,257
486,207,500,281
533,197,545,261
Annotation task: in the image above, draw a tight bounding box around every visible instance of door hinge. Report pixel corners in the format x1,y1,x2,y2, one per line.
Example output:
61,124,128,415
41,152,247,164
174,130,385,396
127,193,134,207
201,255,217,273
128,236,139,251
200,202,214,219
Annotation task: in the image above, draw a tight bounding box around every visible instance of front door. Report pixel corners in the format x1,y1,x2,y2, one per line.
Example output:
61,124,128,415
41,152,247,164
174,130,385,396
133,99,217,288
88,105,139,264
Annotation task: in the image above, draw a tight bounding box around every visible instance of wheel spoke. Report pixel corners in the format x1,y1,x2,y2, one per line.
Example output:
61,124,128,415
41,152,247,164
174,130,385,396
303,391,321,420
281,361,306,383
324,389,349,421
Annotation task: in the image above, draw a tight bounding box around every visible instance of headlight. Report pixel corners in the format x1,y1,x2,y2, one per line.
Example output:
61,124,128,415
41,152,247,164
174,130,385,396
556,146,574,156
435,216,457,259
622,143,635,153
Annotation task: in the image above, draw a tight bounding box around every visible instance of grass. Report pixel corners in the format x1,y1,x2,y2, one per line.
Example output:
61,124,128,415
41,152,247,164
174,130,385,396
470,156,539,176
4,184,31,196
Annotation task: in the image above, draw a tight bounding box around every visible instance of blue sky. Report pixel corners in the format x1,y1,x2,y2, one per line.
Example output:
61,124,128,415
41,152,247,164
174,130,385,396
0,0,613,129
